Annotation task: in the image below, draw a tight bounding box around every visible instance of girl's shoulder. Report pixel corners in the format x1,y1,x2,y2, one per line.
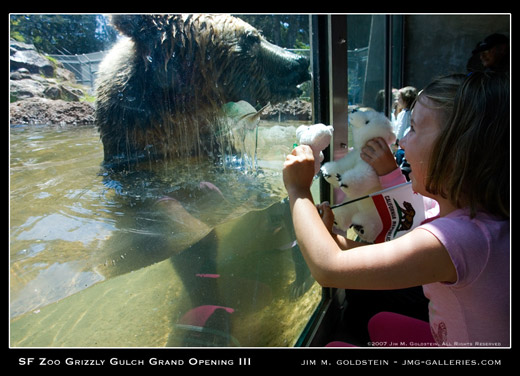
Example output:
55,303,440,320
421,208,509,245
419,208,509,286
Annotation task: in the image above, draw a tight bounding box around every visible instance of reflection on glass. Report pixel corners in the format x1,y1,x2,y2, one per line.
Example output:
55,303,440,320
348,15,386,111
10,14,321,347
330,16,403,239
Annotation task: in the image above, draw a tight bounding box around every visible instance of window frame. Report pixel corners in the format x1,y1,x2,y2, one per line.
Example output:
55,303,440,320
296,14,403,347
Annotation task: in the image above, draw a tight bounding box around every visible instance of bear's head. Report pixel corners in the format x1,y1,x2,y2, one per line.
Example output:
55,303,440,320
96,14,311,167
109,14,310,107
348,108,396,148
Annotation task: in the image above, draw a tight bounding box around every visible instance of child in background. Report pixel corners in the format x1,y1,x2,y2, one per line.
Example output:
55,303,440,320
392,86,418,141
392,86,417,180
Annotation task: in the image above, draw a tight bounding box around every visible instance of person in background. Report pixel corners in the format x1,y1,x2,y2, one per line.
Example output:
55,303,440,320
391,86,417,180
392,86,418,141
467,33,509,73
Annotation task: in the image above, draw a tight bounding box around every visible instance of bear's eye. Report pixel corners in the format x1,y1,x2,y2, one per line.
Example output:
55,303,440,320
365,120,370,124
243,32,261,46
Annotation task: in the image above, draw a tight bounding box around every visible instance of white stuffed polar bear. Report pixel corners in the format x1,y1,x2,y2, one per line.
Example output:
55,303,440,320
320,108,396,242
321,108,396,198
296,123,334,175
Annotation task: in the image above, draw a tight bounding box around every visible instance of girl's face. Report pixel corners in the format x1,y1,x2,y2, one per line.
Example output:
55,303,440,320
399,97,443,197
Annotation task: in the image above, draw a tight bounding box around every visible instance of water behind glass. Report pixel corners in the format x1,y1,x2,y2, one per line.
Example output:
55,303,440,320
9,122,321,347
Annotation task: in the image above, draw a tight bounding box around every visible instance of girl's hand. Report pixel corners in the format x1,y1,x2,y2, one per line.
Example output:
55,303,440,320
360,137,398,176
283,145,316,194
317,201,335,234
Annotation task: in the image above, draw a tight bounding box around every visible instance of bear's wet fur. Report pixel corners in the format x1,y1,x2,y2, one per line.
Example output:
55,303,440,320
95,14,310,169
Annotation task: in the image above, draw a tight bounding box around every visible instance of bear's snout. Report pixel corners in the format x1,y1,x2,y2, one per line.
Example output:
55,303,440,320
258,39,310,99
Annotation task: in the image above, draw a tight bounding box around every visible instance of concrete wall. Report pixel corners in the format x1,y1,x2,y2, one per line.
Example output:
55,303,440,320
404,14,510,90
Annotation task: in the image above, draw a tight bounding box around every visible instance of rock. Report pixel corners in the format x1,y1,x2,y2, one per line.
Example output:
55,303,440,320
42,84,81,102
10,40,36,53
59,85,82,102
261,99,312,122
10,40,55,77
10,40,92,120
56,66,77,83
10,77,46,100
10,97,95,125
10,68,31,80
43,85,62,100
11,72,86,102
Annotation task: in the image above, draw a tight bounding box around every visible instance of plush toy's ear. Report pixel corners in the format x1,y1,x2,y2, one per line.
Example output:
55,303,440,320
295,125,308,141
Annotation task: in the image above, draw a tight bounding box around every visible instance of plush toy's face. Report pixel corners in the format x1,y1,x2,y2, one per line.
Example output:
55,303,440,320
296,124,333,150
348,109,396,147
348,109,385,129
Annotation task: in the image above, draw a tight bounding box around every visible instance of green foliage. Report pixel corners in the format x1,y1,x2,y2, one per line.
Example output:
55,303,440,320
10,14,312,104
10,14,309,54
236,15,310,49
9,14,118,54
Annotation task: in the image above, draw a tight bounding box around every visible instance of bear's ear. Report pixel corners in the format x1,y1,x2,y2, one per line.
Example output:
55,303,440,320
111,15,147,38
110,15,175,42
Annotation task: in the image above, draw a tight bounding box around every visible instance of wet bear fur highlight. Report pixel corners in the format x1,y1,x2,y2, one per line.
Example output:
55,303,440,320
95,14,310,168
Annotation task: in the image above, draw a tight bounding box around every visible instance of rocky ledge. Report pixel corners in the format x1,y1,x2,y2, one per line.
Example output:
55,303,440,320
10,40,95,126
10,97,95,126
261,99,312,122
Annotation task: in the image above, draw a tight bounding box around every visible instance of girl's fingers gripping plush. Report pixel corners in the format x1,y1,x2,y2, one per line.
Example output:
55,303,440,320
283,145,316,193
360,137,398,176
317,201,335,233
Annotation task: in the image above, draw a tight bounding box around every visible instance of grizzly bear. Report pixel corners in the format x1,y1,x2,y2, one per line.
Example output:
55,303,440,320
95,14,310,168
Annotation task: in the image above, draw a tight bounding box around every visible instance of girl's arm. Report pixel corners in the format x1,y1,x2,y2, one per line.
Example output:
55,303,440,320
283,145,457,290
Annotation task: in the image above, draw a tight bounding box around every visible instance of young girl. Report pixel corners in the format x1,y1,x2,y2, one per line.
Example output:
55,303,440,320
283,72,510,347
392,86,418,141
